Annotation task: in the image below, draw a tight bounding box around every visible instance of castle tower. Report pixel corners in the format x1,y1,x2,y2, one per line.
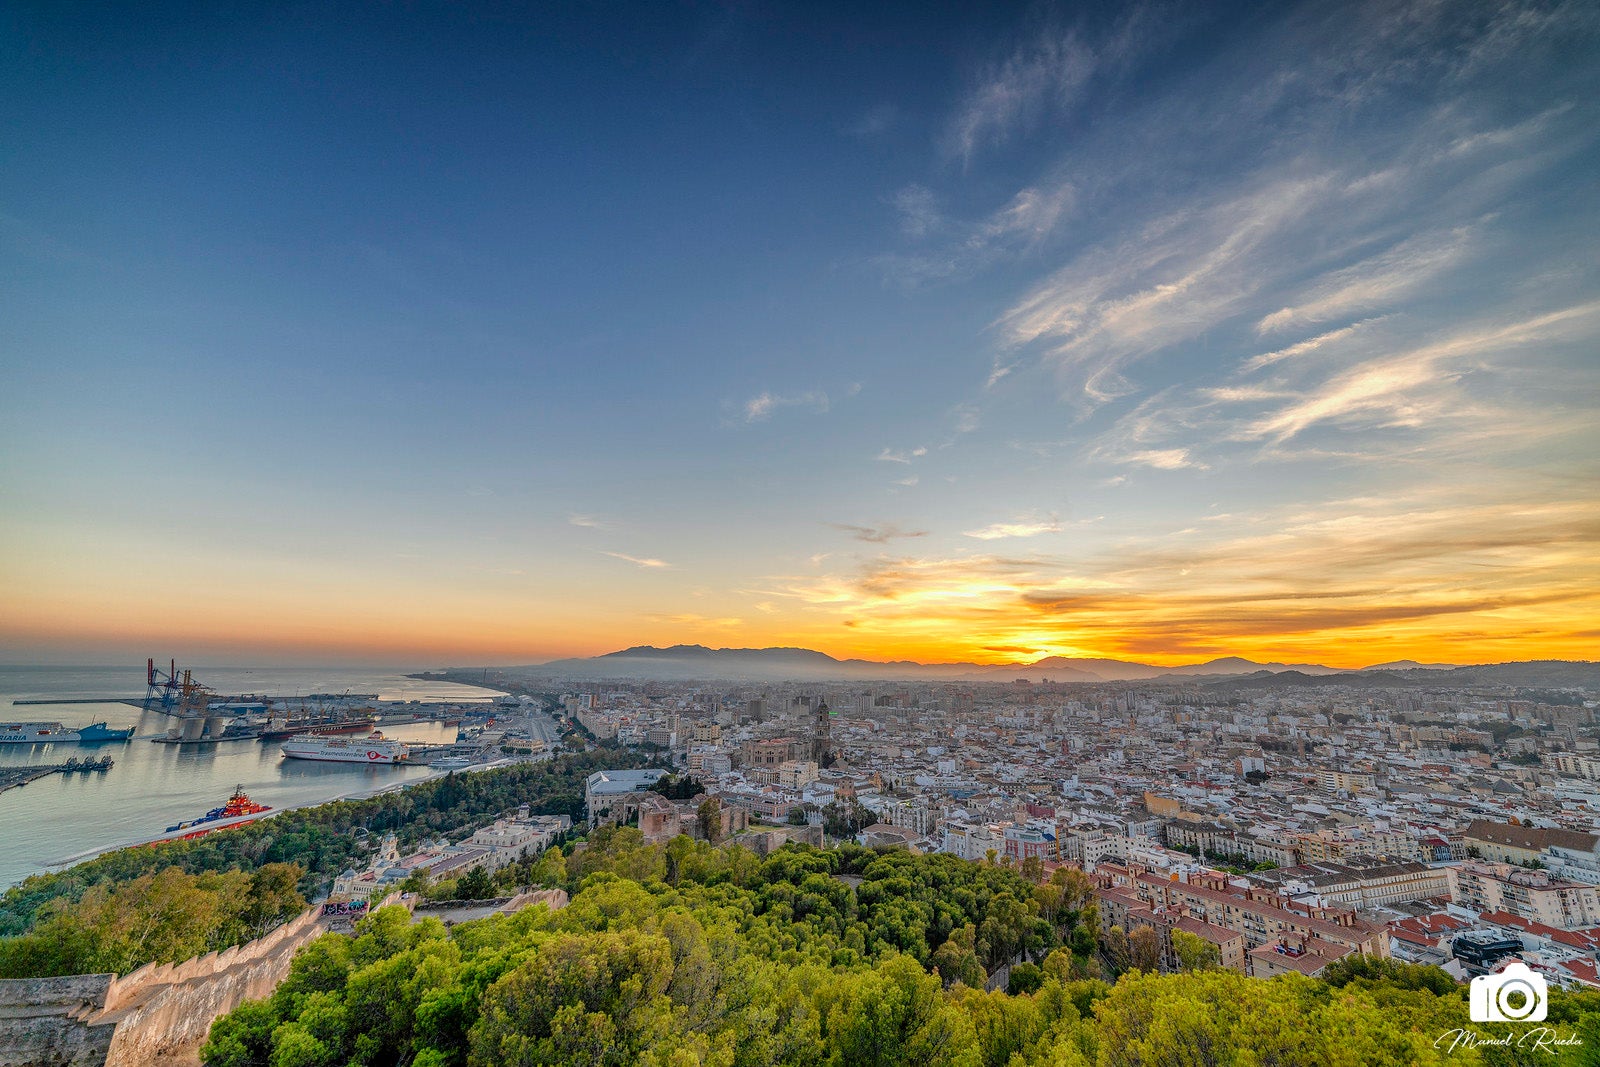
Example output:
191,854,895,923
812,699,832,767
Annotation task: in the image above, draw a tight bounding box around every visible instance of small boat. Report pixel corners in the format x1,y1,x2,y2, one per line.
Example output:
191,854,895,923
165,786,273,833
432,756,472,770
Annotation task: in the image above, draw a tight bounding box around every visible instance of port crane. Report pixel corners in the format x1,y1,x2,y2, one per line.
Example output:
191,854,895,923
144,658,185,710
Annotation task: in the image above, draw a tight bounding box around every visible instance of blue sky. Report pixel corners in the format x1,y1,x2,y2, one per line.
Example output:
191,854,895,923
2,1,1597,666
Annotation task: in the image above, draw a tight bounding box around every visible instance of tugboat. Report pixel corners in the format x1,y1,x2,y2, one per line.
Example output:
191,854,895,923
164,786,273,833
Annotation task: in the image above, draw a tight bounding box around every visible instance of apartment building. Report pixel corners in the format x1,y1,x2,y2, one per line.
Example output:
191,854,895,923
1449,861,1600,931
1252,855,1450,909
1096,862,1389,976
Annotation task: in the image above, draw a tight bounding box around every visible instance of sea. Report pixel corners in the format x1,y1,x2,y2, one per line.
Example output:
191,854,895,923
0,664,507,889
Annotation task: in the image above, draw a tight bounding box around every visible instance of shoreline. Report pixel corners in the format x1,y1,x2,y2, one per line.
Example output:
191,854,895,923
36,753,544,878
37,766,453,875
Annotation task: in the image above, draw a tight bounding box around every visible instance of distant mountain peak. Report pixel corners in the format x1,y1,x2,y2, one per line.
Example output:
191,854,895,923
1362,659,1457,670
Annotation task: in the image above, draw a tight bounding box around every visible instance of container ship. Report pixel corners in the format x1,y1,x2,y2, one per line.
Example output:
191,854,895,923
165,787,273,833
281,734,409,764
0,721,134,744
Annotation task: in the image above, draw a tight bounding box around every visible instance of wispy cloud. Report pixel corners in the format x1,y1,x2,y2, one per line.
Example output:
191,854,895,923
1122,448,1207,470
994,172,1330,405
945,29,1096,162
847,102,899,140
569,514,616,531
1242,302,1600,443
740,390,831,423
649,613,742,627
876,446,927,464
945,0,1599,425
964,516,1062,540
828,522,929,543
1256,226,1476,334
877,179,1076,289
891,185,941,238
601,551,671,569
1242,319,1385,372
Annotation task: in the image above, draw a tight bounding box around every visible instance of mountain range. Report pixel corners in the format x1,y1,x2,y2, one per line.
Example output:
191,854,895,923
501,644,1599,688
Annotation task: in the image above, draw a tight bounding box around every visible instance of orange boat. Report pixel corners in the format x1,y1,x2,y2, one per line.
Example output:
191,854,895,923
165,786,272,833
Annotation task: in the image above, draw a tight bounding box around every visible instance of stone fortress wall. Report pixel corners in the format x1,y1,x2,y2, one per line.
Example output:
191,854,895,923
0,907,325,1067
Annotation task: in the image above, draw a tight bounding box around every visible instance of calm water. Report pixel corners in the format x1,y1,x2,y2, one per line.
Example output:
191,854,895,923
0,665,507,888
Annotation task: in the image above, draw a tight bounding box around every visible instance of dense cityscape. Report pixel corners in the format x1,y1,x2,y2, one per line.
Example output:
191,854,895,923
540,666,1600,986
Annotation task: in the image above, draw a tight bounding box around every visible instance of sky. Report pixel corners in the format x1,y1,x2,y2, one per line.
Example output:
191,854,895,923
2,0,1597,669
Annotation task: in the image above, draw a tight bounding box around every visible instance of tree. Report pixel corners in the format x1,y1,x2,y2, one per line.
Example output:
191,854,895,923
696,797,723,844
1170,929,1220,972
823,801,874,839
787,806,810,826
1128,927,1162,973
929,923,987,990
529,846,566,889
648,774,706,801
1007,961,1044,995
456,866,494,900
1102,926,1131,975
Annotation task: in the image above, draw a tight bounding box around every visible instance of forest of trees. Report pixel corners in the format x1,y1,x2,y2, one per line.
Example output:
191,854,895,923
0,749,655,976
202,830,1600,1066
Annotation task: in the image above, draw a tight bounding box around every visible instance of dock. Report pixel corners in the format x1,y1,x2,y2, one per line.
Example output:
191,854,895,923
11,697,148,706
0,757,114,795
12,693,380,708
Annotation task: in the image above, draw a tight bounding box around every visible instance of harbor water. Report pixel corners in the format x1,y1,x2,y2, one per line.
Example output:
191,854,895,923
0,665,508,889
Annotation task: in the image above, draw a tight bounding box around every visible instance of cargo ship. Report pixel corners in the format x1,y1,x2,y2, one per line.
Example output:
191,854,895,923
281,733,409,764
165,787,273,833
0,721,134,744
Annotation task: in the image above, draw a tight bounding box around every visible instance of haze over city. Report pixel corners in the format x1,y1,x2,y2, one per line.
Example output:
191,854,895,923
3,1,1597,668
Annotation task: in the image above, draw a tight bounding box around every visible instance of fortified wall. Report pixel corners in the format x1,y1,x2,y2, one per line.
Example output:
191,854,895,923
0,908,325,1067
0,889,571,1065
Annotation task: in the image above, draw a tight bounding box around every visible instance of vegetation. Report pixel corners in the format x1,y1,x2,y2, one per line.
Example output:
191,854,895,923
1173,843,1277,873
0,749,655,967
650,774,709,801
0,864,305,978
202,834,1600,1066
822,800,876,838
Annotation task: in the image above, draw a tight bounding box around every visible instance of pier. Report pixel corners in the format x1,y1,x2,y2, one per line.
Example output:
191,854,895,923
11,697,148,706
0,757,114,795
11,694,380,708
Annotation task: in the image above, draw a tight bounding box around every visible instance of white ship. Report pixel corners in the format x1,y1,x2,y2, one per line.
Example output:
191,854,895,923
280,733,410,764
1,721,73,743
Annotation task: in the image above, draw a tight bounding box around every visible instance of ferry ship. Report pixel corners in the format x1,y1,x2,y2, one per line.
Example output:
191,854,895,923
281,733,410,764
0,721,134,744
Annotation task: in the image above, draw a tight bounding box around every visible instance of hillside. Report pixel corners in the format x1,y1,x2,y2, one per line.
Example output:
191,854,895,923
201,833,1599,1066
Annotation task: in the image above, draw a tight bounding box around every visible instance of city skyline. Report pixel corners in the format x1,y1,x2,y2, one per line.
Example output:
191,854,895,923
3,2,1597,668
